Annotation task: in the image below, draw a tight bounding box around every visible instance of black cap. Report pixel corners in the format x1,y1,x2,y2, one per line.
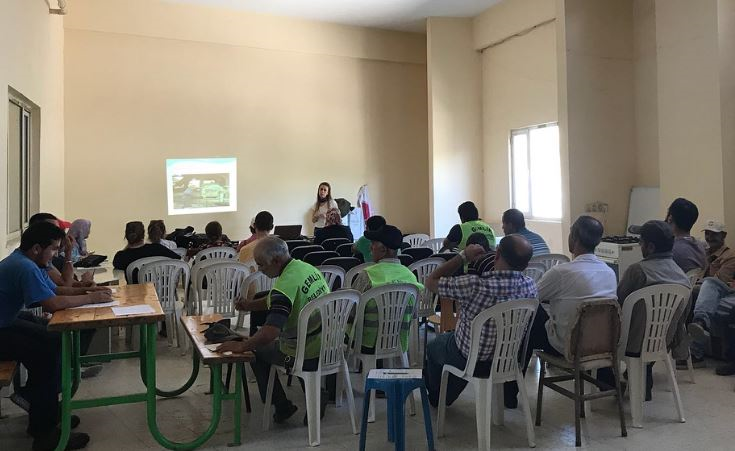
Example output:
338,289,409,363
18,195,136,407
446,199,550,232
364,225,403,250
639,220,674,252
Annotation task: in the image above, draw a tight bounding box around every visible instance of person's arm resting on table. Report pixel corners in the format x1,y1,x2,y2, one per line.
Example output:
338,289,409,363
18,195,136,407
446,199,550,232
217,291,292,353
22,270,112,313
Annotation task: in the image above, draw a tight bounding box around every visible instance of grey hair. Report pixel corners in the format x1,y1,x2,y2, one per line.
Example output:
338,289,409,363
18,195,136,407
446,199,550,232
253,236,289,265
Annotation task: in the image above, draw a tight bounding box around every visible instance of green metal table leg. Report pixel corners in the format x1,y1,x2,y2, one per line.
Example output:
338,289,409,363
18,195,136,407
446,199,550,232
55,332,73,451
228,363,243,447
71,330,81,397
138,325,200,398
145,323,224,450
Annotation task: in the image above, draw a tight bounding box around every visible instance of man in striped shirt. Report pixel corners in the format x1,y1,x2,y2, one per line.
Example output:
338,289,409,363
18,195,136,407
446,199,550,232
423,235,537,407
502,209,550,256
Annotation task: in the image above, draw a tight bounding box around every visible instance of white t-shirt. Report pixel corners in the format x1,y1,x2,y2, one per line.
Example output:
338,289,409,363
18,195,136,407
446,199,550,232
539,253,618,354
312,199,338,228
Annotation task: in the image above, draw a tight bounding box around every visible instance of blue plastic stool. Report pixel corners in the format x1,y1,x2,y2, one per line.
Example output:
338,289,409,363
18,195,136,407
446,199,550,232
359,370,435,451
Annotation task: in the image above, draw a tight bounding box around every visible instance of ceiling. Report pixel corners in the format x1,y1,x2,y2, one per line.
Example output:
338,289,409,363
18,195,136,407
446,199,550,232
163,0,502,32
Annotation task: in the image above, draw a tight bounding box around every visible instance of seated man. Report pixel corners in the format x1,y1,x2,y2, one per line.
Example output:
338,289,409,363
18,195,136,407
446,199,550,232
216,236,330,425
423,235,536,407
666,198,707,274
441,201,496,252
465,232,495,275
351,225,423,353
614,220,690,398
688,221,735,362
28,213,94,288
352,215,386,262
502,208,550,256
0,222,112,451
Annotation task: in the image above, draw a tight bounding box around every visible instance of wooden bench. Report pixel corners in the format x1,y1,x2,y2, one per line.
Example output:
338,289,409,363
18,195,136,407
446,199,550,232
0,361,18,418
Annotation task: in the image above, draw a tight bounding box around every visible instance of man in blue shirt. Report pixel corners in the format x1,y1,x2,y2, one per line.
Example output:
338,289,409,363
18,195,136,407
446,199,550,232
0,222,111,451
502,209,551,256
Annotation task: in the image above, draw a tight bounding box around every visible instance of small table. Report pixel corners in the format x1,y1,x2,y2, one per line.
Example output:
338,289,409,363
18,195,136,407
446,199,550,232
48,284,251,451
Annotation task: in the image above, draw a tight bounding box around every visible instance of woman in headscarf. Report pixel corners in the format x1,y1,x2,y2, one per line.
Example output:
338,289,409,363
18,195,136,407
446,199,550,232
313,208,353,245
68,219,92,261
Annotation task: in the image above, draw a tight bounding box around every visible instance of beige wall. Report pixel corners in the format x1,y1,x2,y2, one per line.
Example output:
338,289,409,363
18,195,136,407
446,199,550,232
720,0,735,230
656,0,725,228
474,2,564,252
64,0,429,256
1,1,65,256
561,0,636,236
426,18,483,238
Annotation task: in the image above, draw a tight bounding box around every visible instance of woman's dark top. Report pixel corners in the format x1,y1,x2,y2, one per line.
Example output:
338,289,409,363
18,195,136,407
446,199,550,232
113,243,181,271
313,225,354,245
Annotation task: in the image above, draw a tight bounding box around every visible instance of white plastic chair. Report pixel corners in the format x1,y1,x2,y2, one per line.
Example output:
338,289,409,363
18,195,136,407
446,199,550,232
234,270,277,329
408,258,443,366
437,299,538,450
263,290,360,446
172,247,187,257
523,262,547,284
194,261,250,316
424,238,444,253
344,262,374,289
351,283,419,422
140,260,190,347
618,284,691,428
125,256,169,284
529,253,570,272
189,258,237,313
403,233,430,248
192,246,237,264
318,265,346,291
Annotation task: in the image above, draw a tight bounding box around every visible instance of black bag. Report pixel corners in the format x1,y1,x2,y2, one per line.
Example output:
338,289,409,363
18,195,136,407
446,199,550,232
201,318,243,344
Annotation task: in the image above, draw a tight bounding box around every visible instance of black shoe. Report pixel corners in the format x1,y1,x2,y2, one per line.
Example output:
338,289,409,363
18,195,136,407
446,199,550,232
28,415,81,436
81,365,103,379
273,404,298,424
303,390,329,426
32,430,90,451
716,363,735,376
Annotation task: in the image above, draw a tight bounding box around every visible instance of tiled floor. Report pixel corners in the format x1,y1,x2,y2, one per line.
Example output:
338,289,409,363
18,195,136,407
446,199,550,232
2,337,735,450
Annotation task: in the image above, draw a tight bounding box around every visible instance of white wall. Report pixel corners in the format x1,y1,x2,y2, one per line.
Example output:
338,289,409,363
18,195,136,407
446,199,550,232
0,1,65,256
719,0,735,229
426,18,483,238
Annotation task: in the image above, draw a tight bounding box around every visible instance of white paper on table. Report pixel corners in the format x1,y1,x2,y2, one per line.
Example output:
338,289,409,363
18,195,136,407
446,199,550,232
368,369,422,380
111,305,155,316
69,301,120,310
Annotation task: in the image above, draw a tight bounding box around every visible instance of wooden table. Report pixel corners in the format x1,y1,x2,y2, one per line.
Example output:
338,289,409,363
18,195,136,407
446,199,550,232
49,284,244,451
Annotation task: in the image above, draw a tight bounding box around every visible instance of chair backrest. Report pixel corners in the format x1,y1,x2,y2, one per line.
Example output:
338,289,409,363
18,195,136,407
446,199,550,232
566,299,621,363
409,257,443,316
396,254,414,267
619,283,691,359
344,262,375,288
292,290,360,376
321,238,351,252
126,256,170,284
140,260,190,313
431,252,458,262
403,233,430,248
529,253,570,271
335,243,354,257
523,262,546,283
292,245,324,261
318,265,346,291
239,270,277,298
193,246,237,264
401,247,433,263
304,251,339,267
464,299,539,382
353,283,419,356
424,238,444,253
195,261,250,316
172,247,187,257
322,256,362,274
286,240,311,252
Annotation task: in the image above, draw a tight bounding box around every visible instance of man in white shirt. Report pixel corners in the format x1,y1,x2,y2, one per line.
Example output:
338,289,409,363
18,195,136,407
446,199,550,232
506,215,617,407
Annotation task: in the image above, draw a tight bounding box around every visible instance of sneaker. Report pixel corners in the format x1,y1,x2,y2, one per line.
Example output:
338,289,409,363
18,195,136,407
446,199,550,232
273,404,298,424
10,392,30,413
676,356,705,370
32,430,90,451
303,390,329,426
715,363,735,376
80,365,103,379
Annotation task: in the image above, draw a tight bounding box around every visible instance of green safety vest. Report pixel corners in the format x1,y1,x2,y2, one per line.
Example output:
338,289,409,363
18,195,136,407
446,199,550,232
267,259,330,359
458,220,496,250
360,262,424,352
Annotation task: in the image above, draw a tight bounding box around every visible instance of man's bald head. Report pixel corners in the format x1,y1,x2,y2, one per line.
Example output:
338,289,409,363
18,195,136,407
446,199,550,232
494,234,533,271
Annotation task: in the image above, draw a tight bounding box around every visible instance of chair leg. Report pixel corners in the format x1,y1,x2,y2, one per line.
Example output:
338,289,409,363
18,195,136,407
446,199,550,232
574,368,582,447
535,358,546,426
240,365,252,413
665,355,686,423
628,358,644,428
610,362,627,438
579,371,586,419
419,384,435,451
686,352,696,384
436,369,449,438
422,319,429,367
262,366,276,431
491,383,504,426
477,380,489,451
362,356,377,423
341,361,358,434
304,372,321,447
225,364,233,391
401,353,416,416
335,369,344,407
516,371,536,448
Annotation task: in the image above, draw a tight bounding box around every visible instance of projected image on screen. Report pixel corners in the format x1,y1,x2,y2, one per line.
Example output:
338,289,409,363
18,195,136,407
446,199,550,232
166,158,237,215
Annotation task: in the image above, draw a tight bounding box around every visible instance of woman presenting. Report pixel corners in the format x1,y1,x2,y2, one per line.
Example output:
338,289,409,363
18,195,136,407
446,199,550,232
311,182,338,231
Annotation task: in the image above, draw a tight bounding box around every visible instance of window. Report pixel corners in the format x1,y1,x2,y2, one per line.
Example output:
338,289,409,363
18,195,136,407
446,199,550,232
7,89,40,242
510,123,561,220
